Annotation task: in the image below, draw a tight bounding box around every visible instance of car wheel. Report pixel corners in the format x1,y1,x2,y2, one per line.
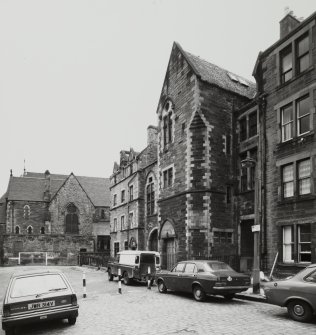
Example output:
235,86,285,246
108,269,113,281
123,272,130,285
68,316,77,325
287,300,313,322
158,280,167,293
193,285,206,302
223,294,235,300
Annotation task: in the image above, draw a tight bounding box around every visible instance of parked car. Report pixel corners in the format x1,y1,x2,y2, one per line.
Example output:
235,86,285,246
155,260,250,301
107,250,160,285
263,263,316,322
2,269,79,335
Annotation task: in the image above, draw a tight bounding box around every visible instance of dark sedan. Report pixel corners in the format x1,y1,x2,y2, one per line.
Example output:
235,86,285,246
2,269,79,335
155,260,250,301
263,263,316,322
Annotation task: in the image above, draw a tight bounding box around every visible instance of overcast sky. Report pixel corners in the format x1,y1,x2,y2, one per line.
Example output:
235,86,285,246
0,0,315,195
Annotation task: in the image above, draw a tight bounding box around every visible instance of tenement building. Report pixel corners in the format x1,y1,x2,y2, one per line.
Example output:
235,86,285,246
0,170,110,265
110,126,158,257
249,11,316,272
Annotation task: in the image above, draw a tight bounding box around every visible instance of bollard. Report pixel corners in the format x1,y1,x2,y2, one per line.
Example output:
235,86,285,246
83,270,87,298
147,266,151,290
118,268,122,294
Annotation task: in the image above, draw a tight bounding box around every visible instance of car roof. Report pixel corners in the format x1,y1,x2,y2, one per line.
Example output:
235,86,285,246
178,260,225,264
118,250,160,255
10,268,64,279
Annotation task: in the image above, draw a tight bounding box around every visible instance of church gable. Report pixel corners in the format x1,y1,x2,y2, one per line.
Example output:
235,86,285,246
49,174,95,236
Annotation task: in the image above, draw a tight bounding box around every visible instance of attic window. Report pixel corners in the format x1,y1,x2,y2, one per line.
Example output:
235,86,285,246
238,78,249,87
227,72,249,87
227,72,238,82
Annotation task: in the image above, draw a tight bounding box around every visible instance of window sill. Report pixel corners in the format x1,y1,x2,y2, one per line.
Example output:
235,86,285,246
276,66,314,91
276,131,314,151
146,213,157,218
238,189,255,195
278,194,316,205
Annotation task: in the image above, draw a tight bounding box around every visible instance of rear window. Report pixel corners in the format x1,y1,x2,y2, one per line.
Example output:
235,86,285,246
11,274,68,298
205,262,233,271
140,254,155,263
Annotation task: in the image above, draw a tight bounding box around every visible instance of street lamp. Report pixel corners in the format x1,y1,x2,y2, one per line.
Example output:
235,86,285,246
241,157,260,294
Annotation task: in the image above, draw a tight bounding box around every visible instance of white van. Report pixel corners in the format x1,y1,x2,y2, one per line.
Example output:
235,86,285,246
107,250,160,285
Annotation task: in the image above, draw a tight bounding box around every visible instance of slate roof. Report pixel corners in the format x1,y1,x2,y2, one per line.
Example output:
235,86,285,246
176,42,257,99
2,172,110,207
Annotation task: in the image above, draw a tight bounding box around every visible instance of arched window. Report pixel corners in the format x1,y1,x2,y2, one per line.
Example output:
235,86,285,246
40,227,45,234
65,203,79,234
162,101,174,146
146,176,155,216
24,205,31,220
27,226,33,234
15,226,20,234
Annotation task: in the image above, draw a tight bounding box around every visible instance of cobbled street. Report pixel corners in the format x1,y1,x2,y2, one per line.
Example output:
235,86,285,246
0,266,315,335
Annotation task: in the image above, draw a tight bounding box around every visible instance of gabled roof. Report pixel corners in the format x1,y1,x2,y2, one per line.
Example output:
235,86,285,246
174,42,256,99
4,172,110,207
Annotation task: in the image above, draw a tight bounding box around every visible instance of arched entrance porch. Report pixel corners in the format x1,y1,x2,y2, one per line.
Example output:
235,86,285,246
160,220,177,270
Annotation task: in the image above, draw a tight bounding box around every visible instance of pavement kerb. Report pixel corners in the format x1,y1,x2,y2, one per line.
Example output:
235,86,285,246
235,293,267,303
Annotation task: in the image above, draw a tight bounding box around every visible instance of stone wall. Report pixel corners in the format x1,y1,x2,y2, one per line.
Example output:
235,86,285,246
49,174,94,235
2,234,94,265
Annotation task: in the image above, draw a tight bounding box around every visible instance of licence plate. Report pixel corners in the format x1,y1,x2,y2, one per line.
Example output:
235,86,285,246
28,301,55,310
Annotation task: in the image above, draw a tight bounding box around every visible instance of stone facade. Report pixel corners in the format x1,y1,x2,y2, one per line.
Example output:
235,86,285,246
0,171,110,265
250,12,316,272
110,127,158,257
156,43,255,270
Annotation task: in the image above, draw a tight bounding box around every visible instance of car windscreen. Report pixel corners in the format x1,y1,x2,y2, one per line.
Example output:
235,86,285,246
205,262,233,271
140,254,155,263
11,274,68,298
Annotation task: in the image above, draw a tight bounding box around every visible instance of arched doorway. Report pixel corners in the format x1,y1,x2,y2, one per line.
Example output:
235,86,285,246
160,220,177,270
148,228,158,251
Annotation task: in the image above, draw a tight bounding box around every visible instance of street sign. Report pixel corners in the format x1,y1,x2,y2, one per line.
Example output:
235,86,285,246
251,224,260,232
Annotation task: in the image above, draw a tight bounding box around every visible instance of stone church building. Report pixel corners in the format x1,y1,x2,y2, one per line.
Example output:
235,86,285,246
0,170,110,265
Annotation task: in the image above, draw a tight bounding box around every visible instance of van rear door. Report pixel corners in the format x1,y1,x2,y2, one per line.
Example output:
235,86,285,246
139,253,156,276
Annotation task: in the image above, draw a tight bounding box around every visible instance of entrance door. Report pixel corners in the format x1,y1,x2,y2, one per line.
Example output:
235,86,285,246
166,239,176,270
240,220,254,272
149,229,158,251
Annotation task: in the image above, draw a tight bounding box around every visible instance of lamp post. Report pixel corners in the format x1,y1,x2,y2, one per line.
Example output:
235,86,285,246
241,157,260,294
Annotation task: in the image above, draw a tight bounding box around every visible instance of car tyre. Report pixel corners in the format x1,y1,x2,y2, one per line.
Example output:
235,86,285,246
193,285,206,302
68,316,77,325
123,272,130,285
158,280,167,293
108,269,113,281
287,300,313,322
223,294,235,300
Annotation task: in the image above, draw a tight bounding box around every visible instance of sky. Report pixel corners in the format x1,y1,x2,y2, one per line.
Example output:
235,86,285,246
0,0,315,195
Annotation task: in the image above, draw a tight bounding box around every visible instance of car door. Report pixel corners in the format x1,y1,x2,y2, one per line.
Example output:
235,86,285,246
297,269,316,306
167,262,185,291
180,263,197,293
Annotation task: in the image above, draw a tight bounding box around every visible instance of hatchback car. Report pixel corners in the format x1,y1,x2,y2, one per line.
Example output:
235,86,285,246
2,269,79,335
263,263,316,322
155,260,250,301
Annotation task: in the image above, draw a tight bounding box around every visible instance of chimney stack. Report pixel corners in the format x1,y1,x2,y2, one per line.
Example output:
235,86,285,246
280,9,300,39
147,125,158,146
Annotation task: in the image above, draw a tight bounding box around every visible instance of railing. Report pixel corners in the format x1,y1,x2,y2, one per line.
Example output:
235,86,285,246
78,251,111,268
